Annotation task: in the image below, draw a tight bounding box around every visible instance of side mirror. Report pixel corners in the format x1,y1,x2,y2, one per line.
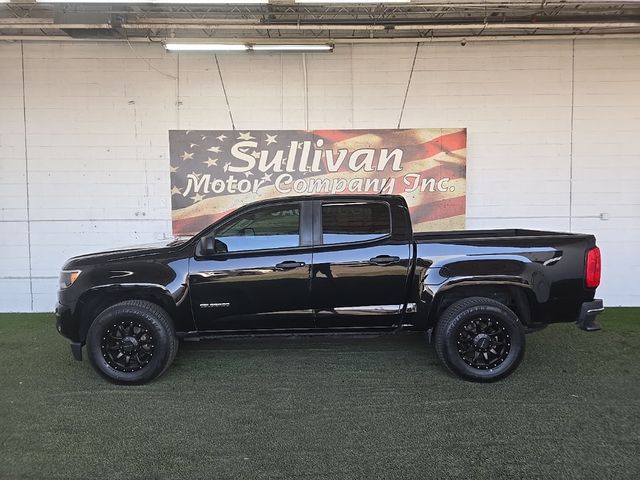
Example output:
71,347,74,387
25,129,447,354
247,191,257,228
199,236,228,256
214,238,228,253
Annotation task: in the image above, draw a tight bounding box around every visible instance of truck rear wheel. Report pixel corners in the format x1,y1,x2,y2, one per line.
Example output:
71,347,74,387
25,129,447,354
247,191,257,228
434,297,525,382
86,300,178,384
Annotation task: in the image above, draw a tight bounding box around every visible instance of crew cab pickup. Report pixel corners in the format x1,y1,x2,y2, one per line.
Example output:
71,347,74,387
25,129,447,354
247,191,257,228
56,194,603,384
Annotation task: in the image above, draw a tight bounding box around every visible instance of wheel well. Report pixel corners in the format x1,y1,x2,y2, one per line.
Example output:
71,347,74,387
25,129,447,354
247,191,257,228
430,285,534,326
76,288,175,339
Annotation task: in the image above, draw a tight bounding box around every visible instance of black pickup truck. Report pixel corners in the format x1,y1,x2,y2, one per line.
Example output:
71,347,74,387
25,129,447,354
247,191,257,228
56,194,603,384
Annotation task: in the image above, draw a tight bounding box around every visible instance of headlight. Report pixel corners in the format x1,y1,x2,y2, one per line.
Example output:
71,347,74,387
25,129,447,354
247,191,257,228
59,270,81,289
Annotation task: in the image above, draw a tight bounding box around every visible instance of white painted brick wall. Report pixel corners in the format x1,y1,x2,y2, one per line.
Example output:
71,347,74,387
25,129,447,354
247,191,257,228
0,38,638,310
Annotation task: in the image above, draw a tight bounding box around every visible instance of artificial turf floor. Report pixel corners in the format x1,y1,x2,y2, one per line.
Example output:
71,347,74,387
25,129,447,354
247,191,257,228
0,310,639,480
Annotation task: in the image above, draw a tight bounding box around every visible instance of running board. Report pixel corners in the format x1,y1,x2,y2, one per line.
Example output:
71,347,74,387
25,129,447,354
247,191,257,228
181,327,408,341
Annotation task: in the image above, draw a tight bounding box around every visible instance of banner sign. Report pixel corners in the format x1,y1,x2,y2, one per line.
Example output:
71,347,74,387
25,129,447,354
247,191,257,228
169,128,466,235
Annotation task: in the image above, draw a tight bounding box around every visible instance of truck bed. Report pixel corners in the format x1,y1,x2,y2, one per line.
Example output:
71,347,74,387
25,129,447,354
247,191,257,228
412,226,598,327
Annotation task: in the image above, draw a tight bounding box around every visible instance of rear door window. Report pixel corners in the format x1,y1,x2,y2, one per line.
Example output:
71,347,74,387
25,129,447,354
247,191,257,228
321,202,390,245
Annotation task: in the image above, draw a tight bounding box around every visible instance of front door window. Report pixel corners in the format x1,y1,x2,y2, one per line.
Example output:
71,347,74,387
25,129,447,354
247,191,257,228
216,204,300,253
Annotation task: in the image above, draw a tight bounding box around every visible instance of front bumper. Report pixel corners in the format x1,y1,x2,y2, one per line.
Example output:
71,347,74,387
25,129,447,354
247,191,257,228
576,299,604,331
55,303,83,361
55,303,71,336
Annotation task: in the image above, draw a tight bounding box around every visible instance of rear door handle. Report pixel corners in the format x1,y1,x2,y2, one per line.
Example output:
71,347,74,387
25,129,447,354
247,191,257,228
275,261,306,270
369,255,400,265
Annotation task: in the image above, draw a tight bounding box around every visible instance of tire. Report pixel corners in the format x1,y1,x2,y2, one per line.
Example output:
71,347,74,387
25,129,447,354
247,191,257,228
434,297,525,382
86,300,178,385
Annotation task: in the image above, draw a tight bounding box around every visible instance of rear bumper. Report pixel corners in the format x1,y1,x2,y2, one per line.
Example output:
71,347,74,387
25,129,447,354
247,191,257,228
576,299,604,331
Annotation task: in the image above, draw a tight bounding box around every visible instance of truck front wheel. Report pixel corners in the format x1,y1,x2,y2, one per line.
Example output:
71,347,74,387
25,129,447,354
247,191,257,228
86,300,178,384
434,297,525,382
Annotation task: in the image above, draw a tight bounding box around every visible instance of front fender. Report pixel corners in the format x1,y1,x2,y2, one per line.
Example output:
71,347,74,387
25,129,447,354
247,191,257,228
60,257,193,342
75,284,185,341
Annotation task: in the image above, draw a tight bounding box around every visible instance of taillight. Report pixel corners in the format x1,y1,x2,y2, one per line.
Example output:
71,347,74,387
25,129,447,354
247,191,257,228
585,246,601,289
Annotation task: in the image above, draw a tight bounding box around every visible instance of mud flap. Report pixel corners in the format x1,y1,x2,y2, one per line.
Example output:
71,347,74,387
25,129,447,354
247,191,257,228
577,299,604,332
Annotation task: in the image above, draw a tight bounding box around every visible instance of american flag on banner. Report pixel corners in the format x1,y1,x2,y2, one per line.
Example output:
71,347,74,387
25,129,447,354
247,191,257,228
169,128,466,236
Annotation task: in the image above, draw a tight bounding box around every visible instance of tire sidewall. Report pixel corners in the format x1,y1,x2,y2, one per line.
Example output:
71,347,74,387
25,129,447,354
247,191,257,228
441,303,525,382
86,304,173,384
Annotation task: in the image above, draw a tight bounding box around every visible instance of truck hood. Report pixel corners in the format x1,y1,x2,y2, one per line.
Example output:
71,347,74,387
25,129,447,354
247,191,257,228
63,238,191,268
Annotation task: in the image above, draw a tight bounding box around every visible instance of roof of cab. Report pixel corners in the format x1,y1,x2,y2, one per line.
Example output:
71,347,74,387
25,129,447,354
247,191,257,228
246,194,406,205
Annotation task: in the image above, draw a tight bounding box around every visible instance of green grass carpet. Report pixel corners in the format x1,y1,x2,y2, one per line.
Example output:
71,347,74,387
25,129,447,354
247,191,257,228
1,309,639,479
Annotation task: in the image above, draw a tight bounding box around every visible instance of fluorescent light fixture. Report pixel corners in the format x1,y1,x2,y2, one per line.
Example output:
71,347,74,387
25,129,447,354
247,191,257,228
296,0,409,3
252,44,334,52
165,43,248,51
164,43,334,53
37,1,268,4
156,0,267,2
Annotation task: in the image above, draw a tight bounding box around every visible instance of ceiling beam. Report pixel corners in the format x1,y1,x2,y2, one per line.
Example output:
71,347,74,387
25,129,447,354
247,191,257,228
3,32,640,43
2,20,640,30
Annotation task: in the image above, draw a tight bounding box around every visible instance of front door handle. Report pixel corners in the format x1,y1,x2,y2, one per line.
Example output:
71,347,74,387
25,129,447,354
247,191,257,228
275,261,306,270
369,255,400,265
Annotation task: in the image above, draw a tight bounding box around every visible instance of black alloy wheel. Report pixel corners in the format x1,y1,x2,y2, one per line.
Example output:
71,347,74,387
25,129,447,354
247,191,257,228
101,320,155,372
456,316,511,370
434,296,525,382
86,300,178,384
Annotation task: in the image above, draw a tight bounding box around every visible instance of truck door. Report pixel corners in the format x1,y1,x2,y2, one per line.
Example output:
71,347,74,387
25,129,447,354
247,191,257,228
189,200,314,332
311,199,412,328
